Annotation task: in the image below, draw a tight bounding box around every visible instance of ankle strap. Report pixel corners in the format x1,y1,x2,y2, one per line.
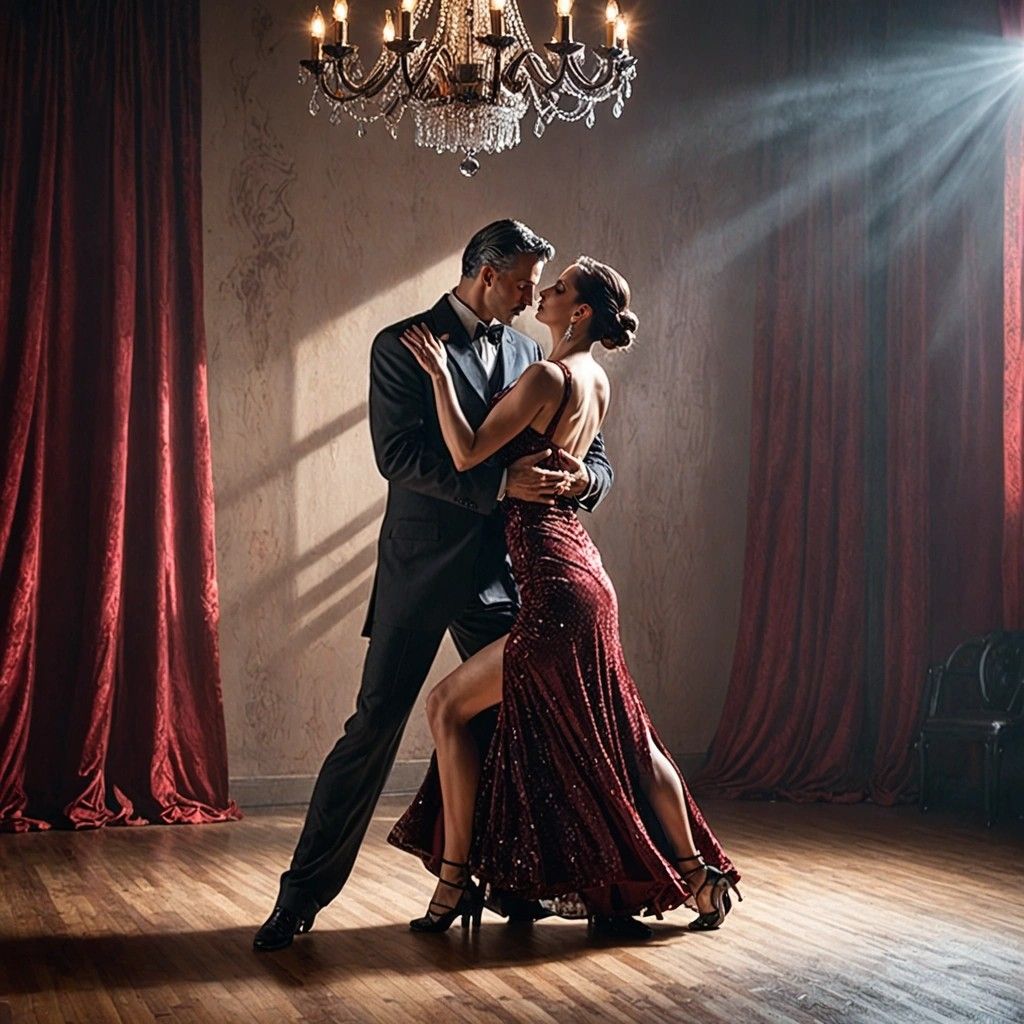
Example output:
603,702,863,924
440,857,469,869
435,876,469,892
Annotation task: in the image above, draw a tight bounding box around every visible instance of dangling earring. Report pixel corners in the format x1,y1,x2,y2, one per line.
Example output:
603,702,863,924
561,322,574,344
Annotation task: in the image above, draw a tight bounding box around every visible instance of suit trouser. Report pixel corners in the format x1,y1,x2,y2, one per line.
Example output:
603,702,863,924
277,595,517,918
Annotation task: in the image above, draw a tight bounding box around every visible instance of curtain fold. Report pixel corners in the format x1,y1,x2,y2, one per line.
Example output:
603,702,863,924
696,2,871,802
0,0,238,830
699,0,1013,803
1002,0,1024,630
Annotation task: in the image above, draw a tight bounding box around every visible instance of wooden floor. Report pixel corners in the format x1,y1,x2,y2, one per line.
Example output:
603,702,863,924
1,797,1022,1024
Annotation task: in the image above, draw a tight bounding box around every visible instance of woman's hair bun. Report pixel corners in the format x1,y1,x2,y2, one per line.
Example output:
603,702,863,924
575,255,638,352
607,308,639,350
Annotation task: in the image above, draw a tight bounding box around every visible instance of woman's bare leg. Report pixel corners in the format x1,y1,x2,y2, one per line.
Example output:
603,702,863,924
638,734,715,913
421,636,506,914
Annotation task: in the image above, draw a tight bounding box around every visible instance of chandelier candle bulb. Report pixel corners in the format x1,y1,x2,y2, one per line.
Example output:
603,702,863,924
614,12,628,51
556,0,572,43
605,1,619,47
383,8,396,42
333,0,349,44
400,0,413,39
490,0,506,36
310,5,326,59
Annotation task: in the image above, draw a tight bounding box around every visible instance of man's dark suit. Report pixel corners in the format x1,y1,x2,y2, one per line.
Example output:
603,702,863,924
276,295,613,918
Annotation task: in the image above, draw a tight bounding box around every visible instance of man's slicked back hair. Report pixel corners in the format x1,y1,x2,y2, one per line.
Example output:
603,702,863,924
461,219,555,279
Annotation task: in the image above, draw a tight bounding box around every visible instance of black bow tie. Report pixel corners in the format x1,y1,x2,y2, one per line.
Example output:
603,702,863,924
472,322,505,346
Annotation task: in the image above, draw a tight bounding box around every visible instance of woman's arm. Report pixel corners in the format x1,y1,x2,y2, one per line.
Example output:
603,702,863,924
401,323,562,471
369,326,504,511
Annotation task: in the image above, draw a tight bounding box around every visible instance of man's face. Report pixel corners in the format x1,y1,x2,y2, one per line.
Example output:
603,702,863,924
483,254,545,324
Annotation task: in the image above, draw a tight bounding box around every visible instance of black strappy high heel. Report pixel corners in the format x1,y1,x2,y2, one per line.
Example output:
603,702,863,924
676,853,742,931
409,858,484,933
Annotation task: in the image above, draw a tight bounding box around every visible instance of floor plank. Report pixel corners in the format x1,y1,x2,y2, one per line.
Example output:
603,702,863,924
1,798,1022,1023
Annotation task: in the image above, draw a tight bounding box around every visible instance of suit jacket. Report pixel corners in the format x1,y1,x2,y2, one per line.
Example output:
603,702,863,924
362,295,614,636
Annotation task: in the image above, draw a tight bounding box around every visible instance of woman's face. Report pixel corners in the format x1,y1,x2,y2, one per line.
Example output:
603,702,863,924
536,265,584,332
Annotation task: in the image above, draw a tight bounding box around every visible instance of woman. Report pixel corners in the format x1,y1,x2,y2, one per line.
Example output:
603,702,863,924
388,257,740,938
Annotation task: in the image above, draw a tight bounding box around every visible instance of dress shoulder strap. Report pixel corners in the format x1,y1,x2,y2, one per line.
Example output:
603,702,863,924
541,360,573,439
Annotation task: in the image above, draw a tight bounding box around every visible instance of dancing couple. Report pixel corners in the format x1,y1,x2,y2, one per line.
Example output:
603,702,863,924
254,220,740,952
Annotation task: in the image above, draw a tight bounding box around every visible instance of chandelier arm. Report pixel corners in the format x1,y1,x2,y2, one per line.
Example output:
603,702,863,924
536,58,571,95
489,47,503,102
320,59,400,101
330,52,399,96
502,49,568,95
400,53,417,93
318,72,390,103
563,56,618,93
343,59,400,97
401,45,442,94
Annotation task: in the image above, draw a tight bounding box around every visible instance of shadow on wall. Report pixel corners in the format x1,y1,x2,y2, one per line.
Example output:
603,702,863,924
215,403,369,510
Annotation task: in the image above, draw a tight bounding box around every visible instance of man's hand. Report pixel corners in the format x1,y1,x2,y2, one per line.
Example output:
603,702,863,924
505,450,572,505
555,449,590,499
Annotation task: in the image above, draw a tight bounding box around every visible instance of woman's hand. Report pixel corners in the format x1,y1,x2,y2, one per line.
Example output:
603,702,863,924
555,449,590,498
400,323,449,380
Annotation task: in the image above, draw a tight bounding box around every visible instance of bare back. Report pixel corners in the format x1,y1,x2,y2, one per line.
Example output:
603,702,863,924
525,356,610,457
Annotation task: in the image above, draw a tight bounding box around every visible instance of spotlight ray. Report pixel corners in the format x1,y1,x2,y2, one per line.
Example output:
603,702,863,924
651,29,1024,291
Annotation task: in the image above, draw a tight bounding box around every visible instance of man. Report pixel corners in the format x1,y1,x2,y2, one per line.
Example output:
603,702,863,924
254,220,613,951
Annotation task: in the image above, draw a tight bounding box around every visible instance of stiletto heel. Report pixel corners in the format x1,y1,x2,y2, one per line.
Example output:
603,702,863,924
676,853,740,931
410,858,484,933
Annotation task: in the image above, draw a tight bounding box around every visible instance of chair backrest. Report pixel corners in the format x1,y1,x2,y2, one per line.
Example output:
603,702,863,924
930,636,988,716
932,631,1024,717
978,632,1024,713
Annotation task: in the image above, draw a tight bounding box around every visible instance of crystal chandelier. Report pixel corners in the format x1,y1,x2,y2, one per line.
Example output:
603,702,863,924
298,0,637,175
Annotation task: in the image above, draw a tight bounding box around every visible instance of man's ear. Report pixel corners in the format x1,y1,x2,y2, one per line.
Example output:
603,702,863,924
482,266,495,288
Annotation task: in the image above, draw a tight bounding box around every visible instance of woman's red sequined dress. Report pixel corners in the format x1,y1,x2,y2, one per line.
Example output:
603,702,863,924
388,361,738,918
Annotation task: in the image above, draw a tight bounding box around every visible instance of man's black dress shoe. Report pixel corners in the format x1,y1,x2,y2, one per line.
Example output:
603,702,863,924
252,906,315,952
588,915,654,940
500,894,555,923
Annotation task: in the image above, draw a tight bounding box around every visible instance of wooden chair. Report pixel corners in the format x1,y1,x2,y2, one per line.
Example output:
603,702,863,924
917,631,1024,826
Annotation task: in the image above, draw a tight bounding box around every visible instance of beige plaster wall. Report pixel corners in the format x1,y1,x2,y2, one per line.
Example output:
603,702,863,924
200,0,759,800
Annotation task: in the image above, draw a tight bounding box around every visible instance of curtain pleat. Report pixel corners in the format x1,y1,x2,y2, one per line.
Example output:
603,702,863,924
0,0,238,830
699,0,1012,803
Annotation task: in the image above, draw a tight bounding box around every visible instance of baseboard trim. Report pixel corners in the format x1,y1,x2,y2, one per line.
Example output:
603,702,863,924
229,760,433,809
230,752,708,809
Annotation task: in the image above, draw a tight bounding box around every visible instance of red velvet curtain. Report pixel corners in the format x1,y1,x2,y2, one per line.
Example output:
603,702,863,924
0,1,239,830
699,0,1014,802
695,3,872,802
1002,0,1024,631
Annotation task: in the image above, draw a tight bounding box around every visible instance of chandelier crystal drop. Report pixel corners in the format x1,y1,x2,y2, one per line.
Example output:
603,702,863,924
299,0,637,174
